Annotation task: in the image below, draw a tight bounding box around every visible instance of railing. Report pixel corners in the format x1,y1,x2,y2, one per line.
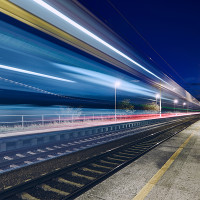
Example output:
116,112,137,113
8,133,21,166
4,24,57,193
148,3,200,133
0,113,127,128
0,112,196,130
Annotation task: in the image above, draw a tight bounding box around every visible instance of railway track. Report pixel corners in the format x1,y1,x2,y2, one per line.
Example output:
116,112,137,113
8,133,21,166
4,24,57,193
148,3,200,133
0,116,189,173
0,116,199,200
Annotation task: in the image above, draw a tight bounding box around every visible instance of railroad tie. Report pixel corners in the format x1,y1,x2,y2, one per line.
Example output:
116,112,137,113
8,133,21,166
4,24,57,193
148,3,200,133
128,147,145,151
135,144,151,147
100,160,119,165
41,184,69,196
57,177,84,187
82,167,104,174
20,192,40,200
72,172,95,180
124,149,138,153
131,146,147,149
92,163,112,169
107,157,126,162
113,154,132,159
119,152,136,156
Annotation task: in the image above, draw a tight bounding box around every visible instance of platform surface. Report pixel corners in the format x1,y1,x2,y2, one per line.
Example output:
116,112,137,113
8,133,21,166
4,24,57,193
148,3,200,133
76,120,200,200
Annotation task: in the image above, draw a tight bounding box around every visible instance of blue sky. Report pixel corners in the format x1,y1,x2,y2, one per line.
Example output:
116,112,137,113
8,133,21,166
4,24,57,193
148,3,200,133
78,0,200,99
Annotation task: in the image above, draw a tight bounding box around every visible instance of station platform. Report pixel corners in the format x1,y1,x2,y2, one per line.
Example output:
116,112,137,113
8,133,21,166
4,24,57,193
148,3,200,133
76,120,200,200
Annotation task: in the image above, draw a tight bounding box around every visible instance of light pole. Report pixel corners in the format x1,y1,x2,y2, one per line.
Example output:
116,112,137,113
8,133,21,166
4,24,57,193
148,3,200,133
159,93,162,117
174,99,178,115
183,102,186,113
156,94,160,105
115,81,120,121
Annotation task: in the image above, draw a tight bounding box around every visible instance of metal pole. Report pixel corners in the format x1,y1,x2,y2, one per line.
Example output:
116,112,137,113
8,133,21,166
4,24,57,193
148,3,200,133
174,103,175,114
58,115,61,123
42,115,44,125
72,114,73,123
22,115,24,128
159,83,162,117
115,85,117,121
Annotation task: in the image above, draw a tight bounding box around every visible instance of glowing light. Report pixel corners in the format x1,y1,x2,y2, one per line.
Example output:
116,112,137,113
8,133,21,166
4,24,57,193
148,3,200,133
115,81,120,87
183,102,186,105
0,64,74,83
33,0,168,84
174,99,178,104
156,94,160,98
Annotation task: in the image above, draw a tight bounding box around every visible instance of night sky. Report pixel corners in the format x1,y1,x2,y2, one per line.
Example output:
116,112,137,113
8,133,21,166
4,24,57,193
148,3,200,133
78,0,200,100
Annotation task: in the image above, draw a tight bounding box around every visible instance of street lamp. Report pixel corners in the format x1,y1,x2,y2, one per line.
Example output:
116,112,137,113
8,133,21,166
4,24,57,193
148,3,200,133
174,99,178,115
156,94,160,105
183,102,186,113
115,81,120,121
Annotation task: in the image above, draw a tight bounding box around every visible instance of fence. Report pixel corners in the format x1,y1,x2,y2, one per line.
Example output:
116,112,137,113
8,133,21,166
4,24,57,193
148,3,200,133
0,112,195,130
0,113,128,128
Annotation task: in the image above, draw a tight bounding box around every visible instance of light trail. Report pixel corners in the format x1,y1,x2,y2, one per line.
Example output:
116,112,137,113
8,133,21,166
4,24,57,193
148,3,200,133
0,64,74,83
32,0,169,86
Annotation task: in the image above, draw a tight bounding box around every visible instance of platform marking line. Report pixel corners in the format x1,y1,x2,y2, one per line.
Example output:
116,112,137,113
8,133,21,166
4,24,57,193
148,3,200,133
132,132,195,200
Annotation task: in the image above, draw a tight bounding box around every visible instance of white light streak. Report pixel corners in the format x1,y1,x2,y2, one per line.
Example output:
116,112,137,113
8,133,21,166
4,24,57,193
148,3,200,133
0,64,74,83
33,0,169,85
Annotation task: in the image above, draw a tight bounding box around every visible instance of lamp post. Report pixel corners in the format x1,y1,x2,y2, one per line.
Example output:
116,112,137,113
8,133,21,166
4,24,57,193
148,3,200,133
156,94,160,105
183,102,186,113
159,93,162,117
174,99,178,115
115,81,120,121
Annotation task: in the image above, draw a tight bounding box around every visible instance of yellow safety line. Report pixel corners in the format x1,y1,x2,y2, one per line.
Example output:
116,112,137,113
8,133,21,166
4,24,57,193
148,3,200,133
132,132,194,200
21,192,40,200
